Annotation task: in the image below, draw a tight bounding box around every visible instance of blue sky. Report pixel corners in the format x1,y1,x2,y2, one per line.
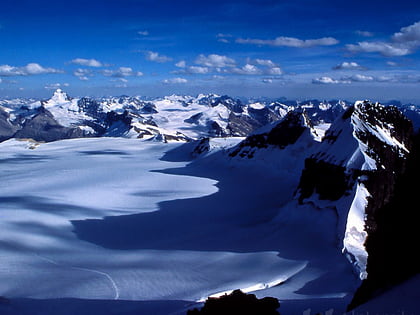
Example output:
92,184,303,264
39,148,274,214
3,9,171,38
1,0,420,101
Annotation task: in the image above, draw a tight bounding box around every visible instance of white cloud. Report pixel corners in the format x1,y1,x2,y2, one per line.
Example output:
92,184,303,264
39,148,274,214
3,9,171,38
186,66,209,74
145,51,172,63
173,66,210,75
102,67,143,78
392,21,420,43
138,30,149,36
162,77,188,84
347,21,420,57
231,64,262,75
333,61,365,70
346,42,410,57
265,67,283,75
175,60,186,68
346,74,374,82
70,58,103,67
216,33,232,43
262,78,273,84
44,83,61,90
44,83,70,90
236,36,339,47
386,61,399,67
0,63,62,76
255,59,277,67
356,30,374,37
73,68,93,81
312,73,409,85
111,78,129,83
195,54,236,68
312,76,351,84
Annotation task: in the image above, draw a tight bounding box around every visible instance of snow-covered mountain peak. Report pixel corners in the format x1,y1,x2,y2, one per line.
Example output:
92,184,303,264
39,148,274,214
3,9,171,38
351,101,412,170
44,89,72,106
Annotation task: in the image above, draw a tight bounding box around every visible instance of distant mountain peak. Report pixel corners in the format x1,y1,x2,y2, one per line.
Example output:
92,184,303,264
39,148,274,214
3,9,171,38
42,89,72,108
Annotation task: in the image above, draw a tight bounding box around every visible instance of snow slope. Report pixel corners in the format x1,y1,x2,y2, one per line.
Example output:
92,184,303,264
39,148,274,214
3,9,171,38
0,137,359,314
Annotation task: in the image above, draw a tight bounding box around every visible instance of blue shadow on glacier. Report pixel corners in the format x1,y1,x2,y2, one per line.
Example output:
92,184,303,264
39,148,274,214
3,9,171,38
71,147,333,260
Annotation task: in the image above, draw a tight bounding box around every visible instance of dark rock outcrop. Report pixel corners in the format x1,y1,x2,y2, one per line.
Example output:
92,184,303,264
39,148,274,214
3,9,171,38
348,110,418,310
187,290,280,315
0,107,19,142
14,107,87,142
297,158,351,203
229,110,307,158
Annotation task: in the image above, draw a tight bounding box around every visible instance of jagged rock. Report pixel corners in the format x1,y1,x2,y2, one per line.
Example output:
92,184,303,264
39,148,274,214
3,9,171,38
0,107,19,142
13,107,87,142
347,104,417,310
297,158,351,203
192,138,211,157
229,110,307,158
187,290,280,315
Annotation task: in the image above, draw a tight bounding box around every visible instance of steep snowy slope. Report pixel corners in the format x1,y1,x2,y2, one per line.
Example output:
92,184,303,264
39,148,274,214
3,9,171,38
225,100,417,310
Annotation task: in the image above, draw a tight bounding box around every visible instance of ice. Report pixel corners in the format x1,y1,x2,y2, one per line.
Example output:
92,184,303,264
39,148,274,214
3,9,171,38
0,138,359,314
343,183,370,280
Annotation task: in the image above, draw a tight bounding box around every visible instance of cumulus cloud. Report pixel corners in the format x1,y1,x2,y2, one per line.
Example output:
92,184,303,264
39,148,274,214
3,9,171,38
345,74,374,82
186,66,209,74
162,77,188,84
262,78,273,84
102,67,143,78
346,42,410,57
230,64,262,75
254,59,277,67
392,21,420,43
333,61,365,70
195,54,236,68
145,51,172,63
73,68,93,81
312,73,409,85
236,36,339,47
172,65,210,75
347,21,420,57
138,30,149,36
265,67,283,75
0,63,63,76
312,76,351,84
175,60,186,68
70,58,103,67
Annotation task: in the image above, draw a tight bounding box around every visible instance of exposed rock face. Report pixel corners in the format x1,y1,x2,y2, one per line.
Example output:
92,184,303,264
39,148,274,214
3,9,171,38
192,138,211,157
231,100,418,309
347,106,418,310
14,107,87,142
229,110,307,158
187,290,280,315
77,97,105,121
297,158,350,203
0,108,18,142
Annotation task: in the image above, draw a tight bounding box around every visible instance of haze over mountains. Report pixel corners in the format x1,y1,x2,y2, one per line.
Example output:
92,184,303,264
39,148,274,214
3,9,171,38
0,90,419,314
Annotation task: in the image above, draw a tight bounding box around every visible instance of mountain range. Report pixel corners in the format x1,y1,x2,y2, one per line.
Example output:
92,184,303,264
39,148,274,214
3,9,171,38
0,90,419,314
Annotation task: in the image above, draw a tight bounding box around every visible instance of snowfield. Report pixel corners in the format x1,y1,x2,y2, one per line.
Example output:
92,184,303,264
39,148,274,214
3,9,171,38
0,138,360,314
